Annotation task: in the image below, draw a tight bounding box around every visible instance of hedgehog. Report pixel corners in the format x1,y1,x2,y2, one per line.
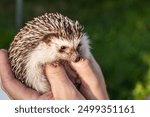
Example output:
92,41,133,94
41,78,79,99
8,13,91,94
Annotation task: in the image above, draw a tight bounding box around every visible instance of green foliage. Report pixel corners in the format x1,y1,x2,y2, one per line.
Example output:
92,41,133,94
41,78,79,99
132,54,150,99
0,0,150,99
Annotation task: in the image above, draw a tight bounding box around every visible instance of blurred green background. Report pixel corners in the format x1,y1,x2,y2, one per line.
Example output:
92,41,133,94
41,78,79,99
0,0,150,99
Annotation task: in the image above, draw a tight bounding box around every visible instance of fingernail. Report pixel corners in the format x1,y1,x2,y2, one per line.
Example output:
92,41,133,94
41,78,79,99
51,63,60,68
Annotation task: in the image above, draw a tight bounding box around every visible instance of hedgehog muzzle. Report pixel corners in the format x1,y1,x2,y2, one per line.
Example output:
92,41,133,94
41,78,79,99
70,51,81,62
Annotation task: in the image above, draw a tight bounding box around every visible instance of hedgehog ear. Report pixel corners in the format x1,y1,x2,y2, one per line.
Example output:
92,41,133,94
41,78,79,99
42,33,59,43
42,34,51,43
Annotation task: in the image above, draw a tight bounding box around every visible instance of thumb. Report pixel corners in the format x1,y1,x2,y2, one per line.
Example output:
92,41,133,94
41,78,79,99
45,64,84,100
71,59,109,100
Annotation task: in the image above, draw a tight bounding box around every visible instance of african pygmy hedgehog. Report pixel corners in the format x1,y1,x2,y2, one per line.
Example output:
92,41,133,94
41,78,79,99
8,13,91,94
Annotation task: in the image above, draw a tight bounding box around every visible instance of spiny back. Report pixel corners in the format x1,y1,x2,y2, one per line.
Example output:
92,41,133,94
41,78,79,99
16,13,83,42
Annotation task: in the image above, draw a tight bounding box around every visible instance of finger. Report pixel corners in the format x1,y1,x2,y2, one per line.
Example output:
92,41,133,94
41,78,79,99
71,59,109,100
89,56,106,86
0,49,14,82
45,64,85,100
0,49,40,99
89,56,109,99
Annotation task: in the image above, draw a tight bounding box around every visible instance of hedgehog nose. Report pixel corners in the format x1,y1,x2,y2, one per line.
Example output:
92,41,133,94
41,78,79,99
74,56,81,62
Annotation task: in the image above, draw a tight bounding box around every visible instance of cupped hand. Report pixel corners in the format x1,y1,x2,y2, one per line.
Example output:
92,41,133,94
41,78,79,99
0,49,53,100
0,49,109,100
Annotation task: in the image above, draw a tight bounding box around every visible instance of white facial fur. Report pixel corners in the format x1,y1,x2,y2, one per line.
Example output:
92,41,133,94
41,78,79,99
25,34,91,93
80,34,91,58
50,33,91,62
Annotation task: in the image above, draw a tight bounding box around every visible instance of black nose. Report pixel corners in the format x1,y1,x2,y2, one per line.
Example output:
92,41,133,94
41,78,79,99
74,56,81,62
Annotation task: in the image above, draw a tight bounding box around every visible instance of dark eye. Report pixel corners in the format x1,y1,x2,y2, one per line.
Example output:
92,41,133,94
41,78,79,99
61,46,67,50
78,43,82,48
59,46,67,53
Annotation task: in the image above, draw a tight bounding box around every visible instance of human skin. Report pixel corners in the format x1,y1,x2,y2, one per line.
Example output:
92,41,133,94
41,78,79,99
0,49,109,100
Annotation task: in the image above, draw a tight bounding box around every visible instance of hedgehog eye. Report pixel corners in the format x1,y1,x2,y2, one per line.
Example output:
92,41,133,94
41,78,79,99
77,43,82,51
59,46,67,53
78,43,82,47
61,46,67,50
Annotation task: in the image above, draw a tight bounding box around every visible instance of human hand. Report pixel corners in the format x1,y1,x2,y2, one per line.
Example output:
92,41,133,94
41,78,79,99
71,57,109,100
0,49,53,100
45,56,109,100
0,49,109,100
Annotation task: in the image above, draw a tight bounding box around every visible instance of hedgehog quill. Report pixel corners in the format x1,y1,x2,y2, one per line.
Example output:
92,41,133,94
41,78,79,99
8,13,91,94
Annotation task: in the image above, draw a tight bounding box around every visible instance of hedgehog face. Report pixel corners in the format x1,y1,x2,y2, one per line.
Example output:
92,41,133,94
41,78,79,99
37,33,90,64
50,38,82,62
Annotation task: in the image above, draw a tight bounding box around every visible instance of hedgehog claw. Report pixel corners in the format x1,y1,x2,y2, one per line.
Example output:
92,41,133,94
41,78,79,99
51,61,60,67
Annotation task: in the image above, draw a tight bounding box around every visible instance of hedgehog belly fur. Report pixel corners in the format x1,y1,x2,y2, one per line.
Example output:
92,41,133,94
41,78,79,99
25,42,58,93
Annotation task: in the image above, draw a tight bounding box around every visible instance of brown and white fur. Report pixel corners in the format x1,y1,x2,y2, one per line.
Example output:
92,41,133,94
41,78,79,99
8,13,91,94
